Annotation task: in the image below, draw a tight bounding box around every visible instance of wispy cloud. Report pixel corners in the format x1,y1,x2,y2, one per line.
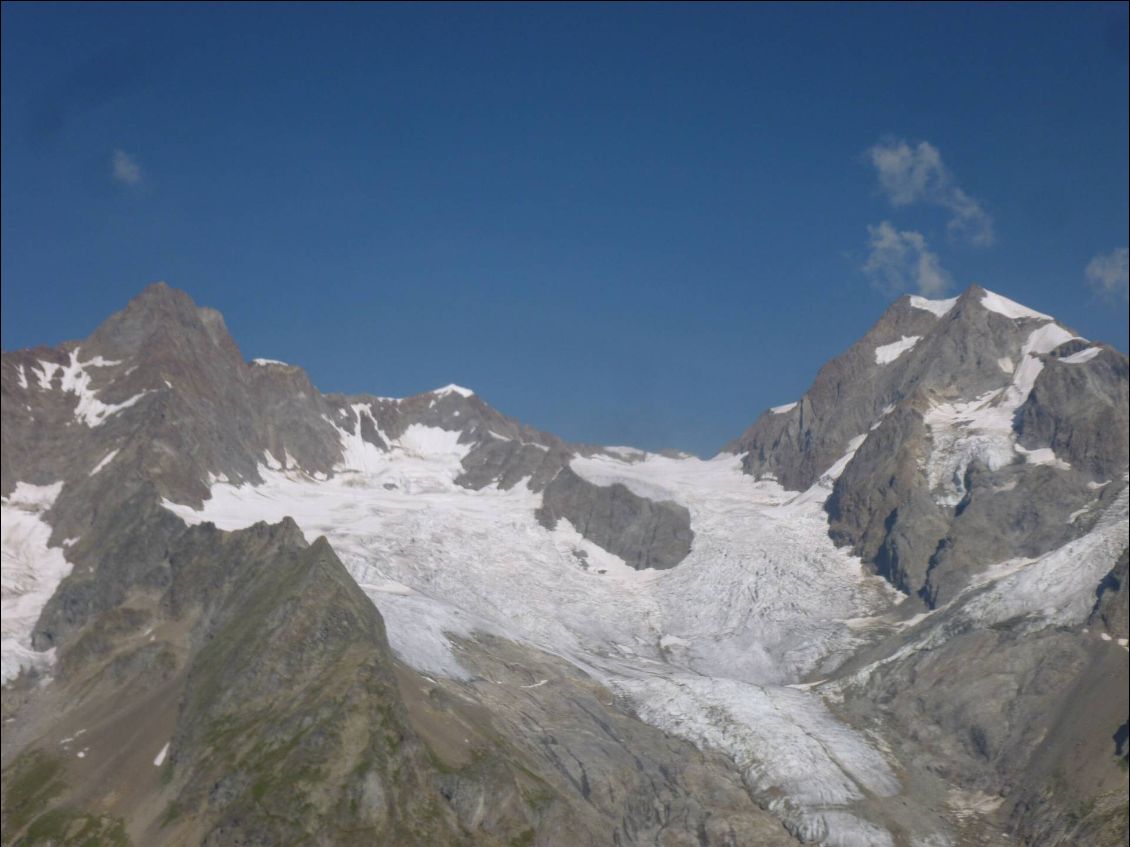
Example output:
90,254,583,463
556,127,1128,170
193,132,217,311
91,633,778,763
868,139,994,247
1085,247,1129,301
111,149,142,186
863,221,951,297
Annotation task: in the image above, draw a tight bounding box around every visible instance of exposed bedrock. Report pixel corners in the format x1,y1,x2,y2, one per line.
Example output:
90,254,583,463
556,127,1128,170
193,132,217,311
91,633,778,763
739,286,1130,605
1016,343,1130,477
536,467,694,570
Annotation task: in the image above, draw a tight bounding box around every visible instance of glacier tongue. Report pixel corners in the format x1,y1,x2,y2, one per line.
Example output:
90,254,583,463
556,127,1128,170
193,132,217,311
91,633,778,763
165,440,920,843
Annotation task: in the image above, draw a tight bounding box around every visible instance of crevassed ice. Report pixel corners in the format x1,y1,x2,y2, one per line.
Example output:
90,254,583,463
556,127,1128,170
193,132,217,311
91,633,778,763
165,428,919,844
1,481,68,684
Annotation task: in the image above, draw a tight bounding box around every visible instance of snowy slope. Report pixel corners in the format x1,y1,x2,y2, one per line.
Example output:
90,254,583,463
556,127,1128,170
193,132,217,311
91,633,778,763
165,420,948,844
159,389,1128,845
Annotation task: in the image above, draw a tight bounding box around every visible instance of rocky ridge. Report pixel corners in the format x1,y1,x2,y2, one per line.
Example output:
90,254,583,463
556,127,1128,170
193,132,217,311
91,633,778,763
2,282,1126,846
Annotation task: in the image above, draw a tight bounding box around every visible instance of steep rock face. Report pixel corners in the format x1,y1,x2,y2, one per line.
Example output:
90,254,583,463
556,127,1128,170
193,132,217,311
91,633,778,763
536,467,694,570
725,294,948,491
826,479,1129,847
165,527,470,845
838,623,1128,847
324,387,576,493
2,519,473,845
1,283,344,511
1090,547,1129,641
729,285,1129,604
826,402,948,594
1016,343,1130,477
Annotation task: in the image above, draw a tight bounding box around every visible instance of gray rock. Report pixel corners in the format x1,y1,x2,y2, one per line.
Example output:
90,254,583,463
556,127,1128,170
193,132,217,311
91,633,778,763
536,467,694,570
1089,547,1129,640
733,285,1128,603
1016,343,1130,477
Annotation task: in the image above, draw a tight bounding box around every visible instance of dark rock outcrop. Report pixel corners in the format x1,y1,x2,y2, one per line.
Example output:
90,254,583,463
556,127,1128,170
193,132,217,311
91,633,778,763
536,467,694,570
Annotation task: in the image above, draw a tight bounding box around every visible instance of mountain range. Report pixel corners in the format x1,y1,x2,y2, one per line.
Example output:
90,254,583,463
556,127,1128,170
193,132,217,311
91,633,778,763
2,282,1126,847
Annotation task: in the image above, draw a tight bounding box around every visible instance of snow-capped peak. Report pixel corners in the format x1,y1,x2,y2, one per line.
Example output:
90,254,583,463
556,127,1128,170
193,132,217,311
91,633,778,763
431,383,475,398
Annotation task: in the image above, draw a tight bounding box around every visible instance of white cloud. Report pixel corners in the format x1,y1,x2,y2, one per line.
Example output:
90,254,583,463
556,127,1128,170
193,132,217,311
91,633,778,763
111,149,142,186
863,221,951,297
868,139,994,247
1085,247,1129,301
870,139,946,205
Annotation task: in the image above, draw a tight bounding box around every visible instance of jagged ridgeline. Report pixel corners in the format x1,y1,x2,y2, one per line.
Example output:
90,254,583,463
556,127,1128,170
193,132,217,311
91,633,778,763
2,283,1127,846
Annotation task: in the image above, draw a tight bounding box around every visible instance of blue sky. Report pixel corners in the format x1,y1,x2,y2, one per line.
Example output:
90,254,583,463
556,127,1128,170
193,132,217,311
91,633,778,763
2,3,1127,455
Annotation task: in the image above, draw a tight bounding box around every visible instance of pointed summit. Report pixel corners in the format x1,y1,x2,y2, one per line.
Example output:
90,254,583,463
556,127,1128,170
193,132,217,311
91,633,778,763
83,281,244,366
726,283,1080,491
903,284,1058,324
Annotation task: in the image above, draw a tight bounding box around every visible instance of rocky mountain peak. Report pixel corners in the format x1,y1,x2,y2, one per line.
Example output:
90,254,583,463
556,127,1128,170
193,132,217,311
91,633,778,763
84,282,241,363
2,281,1126,847
722,283,1126,607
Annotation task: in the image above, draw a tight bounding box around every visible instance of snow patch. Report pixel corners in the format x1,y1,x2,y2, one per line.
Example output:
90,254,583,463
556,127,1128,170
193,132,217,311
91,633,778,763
832,486,1129,700
36,349,148,427
979,290,1053,322
874,336,921,365
605,445,647,460
89,449,120,476
251,358,290,367
1060,346,1102,364
922,322,1076,505
153,742,170,767
395,424,470,459
770,402,798,414
330,406,387,474
908,295,958,318
34,361,61,390
961,487,1128,628
1015,445,1071,470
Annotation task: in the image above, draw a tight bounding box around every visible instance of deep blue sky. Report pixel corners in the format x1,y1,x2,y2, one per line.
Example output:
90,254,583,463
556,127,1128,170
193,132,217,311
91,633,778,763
3,3,1127,455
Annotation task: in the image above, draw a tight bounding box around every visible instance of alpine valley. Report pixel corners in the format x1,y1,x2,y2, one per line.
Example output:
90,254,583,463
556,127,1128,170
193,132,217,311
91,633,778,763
2,282,1127,847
